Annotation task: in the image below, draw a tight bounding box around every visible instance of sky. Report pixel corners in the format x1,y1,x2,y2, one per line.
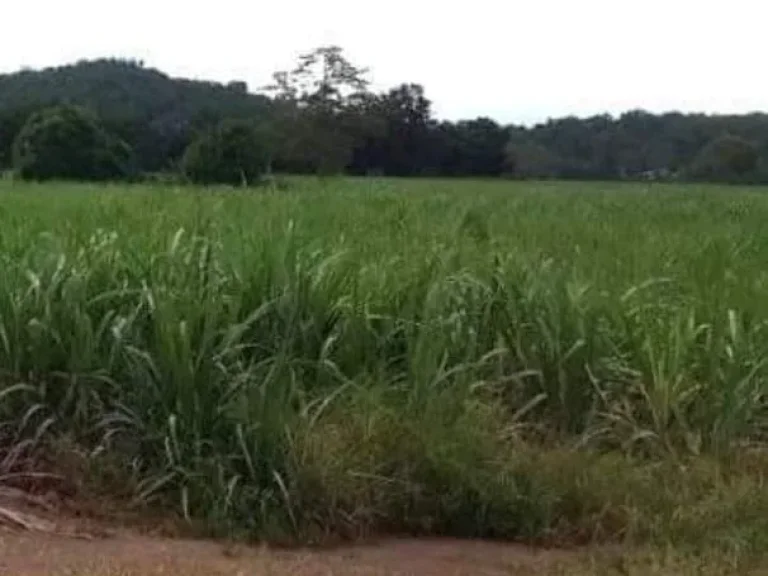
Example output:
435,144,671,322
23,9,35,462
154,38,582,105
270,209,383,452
1,0,765,125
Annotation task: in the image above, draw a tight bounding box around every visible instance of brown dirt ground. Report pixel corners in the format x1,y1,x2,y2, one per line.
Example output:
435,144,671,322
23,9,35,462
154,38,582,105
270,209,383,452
0,531,596,576
0,489,598,576
0,498,763,576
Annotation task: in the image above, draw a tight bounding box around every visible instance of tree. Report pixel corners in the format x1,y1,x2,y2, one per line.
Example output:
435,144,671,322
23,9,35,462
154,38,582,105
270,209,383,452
6,54,768,182
0,104,39,168
0,59,272,173
12,104,134,181
688,133,759,181
435,118,508,176
264,46,371,174
505,136,560,179
181,119,270,185
266,45,369,109
365,84,434,176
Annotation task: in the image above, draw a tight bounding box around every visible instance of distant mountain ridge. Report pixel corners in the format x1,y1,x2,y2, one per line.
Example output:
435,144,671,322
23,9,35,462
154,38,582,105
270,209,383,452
2,56,768,182
0,58,271,170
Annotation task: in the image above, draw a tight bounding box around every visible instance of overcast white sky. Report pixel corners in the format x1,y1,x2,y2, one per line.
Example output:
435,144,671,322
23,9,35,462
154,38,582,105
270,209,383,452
1,0,764,124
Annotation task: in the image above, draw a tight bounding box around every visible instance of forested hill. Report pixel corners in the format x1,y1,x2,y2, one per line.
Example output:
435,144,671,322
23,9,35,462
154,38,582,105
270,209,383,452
1,53,768,182
509,112,768,181
0,59,272,171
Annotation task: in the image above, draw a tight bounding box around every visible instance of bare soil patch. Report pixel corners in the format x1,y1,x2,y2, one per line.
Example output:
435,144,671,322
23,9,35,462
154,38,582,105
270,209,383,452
0,531,587,576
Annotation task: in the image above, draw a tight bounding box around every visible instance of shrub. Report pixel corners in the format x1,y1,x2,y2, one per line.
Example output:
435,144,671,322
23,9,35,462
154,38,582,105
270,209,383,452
12,104,135,181
181,120,271,186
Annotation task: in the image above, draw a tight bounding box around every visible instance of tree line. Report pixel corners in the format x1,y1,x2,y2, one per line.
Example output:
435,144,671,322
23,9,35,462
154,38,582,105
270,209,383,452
0,47,766,184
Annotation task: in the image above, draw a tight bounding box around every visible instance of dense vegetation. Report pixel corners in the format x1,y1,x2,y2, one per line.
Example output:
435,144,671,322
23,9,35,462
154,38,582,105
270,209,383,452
180,119,270,185
0,58,270,174
2,49,768,182
0,179,765,563
12,104,135,181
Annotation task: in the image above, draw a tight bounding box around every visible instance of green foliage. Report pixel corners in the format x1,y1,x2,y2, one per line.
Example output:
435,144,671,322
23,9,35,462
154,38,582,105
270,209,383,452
0,179,766,552
0,59,272,172
12,104,134,181
4,55,768,182
266,46,370,175
181,120,271,185
688,134,759,181
505,137,561,179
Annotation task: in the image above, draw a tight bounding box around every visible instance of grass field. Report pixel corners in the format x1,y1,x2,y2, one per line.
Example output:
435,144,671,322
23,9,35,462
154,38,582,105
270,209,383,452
0,178,766,567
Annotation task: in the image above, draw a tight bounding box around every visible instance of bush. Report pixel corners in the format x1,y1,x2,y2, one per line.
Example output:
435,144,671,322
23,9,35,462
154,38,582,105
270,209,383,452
181,120,271,186
12,105,135,181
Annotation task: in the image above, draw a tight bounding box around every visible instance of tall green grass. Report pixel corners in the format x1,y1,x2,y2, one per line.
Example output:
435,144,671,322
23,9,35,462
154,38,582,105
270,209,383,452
0,179,766,553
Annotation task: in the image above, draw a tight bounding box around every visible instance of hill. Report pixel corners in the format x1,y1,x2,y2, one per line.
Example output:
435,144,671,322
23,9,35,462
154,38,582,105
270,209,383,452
0,59,272,171
2,52,768,182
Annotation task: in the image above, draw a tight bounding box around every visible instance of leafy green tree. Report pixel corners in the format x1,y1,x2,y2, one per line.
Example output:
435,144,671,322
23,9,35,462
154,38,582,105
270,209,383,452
435,117,507,176
264,46,371,174
688,133,759,181
266,45,369,108
12,104,134,181
0,59,272,173
505,136,560,179
6,54,768,182
0,105,40,168
181,119,270,185
374,84,434,176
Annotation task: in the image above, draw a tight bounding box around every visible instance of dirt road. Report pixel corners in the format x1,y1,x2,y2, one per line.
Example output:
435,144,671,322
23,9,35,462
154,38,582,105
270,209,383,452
0,531,591,576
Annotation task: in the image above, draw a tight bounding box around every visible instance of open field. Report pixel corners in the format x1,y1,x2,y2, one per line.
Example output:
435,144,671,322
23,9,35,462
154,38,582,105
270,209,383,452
0,178,766,571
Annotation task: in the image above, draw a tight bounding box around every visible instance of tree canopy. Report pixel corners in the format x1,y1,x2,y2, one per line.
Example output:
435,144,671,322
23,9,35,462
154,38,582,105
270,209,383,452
181,120,271,185
0,59,271,173
687,133,759,181
12,104,134,181
1,53,768,183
